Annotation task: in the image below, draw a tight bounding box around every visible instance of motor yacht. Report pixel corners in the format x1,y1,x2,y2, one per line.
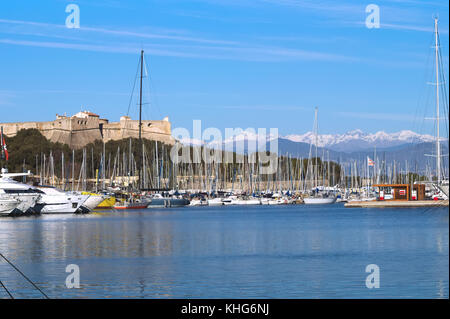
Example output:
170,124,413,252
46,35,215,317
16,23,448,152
35,186,90,214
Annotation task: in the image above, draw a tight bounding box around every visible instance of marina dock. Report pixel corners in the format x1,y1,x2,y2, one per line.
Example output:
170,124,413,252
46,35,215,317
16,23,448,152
344,200,449,208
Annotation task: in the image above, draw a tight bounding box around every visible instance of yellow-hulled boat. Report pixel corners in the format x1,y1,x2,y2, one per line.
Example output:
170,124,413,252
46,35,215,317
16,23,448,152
98,196,116,208
82,192,116,209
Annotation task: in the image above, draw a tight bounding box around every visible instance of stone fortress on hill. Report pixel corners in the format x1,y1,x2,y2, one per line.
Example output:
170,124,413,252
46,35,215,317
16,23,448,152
0,110,175,149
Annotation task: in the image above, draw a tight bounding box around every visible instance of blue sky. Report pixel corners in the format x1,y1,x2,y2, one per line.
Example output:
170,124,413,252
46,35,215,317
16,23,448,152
0,0,448,137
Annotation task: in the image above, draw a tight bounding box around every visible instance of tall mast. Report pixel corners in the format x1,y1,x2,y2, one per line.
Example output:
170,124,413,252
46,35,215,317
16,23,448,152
139,50,144,189
434,18,441,184
314,107,318,189
139,50,144,142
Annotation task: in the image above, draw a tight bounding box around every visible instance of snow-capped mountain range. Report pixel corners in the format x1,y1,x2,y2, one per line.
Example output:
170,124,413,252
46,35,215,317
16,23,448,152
178,129,436,153
283,129,435,152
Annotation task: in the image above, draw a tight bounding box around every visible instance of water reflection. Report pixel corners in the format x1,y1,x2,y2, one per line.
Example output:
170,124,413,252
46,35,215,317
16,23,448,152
0,205,448,298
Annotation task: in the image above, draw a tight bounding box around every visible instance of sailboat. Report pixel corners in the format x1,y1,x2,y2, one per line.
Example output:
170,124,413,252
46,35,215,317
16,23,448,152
303,107,336,205
112,50,153,209
425,18,449,199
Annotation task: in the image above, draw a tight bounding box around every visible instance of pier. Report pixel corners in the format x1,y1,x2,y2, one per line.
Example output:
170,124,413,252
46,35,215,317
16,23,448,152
344,200,449,208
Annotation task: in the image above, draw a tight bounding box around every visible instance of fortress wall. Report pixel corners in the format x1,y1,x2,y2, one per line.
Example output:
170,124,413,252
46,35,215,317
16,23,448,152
103,118,175,145
1,121,49,136
1,114,174,149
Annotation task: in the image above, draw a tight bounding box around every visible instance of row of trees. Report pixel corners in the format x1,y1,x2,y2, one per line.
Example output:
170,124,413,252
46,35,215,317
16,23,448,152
3,129,343,191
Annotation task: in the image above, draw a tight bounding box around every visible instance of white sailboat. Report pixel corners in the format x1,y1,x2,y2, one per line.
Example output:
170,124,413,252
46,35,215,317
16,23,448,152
303,107,336,205
425,18,449,197
303,196,336,204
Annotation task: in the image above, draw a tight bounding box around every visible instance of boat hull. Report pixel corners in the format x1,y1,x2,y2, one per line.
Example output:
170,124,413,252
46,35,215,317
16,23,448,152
114,200,151,210
0,199,21,216
81,194,106,210
303,197,337,205
147,198,190,208
38,194,90,214
97,196,116,209
207,199,224,206
114,205,149,210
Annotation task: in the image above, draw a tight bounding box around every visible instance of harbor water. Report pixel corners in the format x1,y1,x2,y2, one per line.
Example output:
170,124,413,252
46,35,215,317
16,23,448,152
0,204,448,299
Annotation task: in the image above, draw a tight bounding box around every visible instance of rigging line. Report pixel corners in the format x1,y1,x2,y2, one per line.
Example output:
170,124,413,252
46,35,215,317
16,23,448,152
0,253,49,299
437,40,449,141
143,58,153,121
126,57,141,118
0,279,14,299
143,55,162,120
415,35,434,140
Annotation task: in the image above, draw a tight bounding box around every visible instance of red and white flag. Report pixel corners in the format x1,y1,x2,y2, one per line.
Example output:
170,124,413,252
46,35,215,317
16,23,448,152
367,157,374,167
1,127,8,161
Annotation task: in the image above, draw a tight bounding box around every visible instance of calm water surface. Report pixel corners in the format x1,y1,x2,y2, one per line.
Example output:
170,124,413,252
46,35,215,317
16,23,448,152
0,204,448,298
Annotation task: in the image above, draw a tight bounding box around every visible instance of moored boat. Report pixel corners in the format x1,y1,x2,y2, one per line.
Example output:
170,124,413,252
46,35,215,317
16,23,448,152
81,192,108,210
113,198,150,209
0,197,21,216
146,193,190,207
207,198,224,206
36,186,90,214
303,196,337,205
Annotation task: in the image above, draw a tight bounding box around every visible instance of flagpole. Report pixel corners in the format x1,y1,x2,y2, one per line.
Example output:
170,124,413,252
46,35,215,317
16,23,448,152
1,126,3,170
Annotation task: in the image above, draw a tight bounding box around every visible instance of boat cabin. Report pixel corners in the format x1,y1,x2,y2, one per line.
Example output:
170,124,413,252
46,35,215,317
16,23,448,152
373,184,426,201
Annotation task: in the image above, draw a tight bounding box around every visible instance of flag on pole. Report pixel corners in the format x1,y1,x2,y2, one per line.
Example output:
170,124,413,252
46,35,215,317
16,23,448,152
367,157,374,167
1,127,8,161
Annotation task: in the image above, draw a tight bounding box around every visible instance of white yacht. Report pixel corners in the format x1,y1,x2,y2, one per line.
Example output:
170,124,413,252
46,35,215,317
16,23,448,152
36,186,90,214
0,196,22,216
222,195,238,205
207,198,224,206
235,197,262,205
0,170,41,214
189,198,208,206
303,196,337,205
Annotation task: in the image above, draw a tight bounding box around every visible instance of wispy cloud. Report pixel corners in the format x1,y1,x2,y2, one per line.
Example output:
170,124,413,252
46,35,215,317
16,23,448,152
260,0,363,14
0,15,364,63
2,88,130,96
336,111,416,121
350,20,449,34
0,90,15,106
0,18,238,45
194,104,308,111
193,0,449,34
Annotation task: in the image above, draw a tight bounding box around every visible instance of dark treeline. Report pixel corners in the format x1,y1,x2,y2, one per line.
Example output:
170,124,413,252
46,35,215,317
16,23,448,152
3,129,343,191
